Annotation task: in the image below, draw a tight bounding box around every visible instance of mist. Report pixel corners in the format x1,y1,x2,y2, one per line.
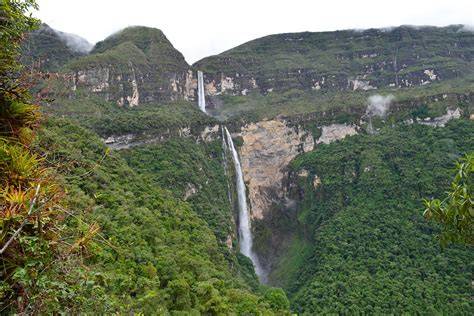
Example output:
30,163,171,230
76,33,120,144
366,94,395,118
54,30,93,54
459,24,474,32
365,94,395,134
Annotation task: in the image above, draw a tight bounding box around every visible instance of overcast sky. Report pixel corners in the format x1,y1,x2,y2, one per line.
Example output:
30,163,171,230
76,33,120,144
35,0,473,64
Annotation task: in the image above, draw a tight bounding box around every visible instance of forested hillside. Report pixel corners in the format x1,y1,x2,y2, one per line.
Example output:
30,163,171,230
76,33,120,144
272,120,474,314
34,119,288,313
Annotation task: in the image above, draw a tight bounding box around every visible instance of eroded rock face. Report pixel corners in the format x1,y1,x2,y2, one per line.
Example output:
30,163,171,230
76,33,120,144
418,107,462,127
238,120,314,219
184,183,198,200
200,124,220,142
235,121,363,220
317,124,358,144
103,123,221,150
184,70,197,101
70,66,192,106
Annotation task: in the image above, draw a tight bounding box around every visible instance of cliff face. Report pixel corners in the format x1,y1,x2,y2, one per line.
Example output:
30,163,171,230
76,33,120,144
26,25,474,110
22,25,201,106
65,27,195,106
235,101,469,223
69,63,196,106
194,25,473,96
237,120,314,219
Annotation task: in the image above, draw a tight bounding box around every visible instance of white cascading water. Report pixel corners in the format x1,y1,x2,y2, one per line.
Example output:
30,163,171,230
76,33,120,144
224,127,264,280
197,70,206,112
221,127,232,204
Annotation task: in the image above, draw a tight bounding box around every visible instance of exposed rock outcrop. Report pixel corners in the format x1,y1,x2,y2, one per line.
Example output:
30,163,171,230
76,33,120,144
103,123,221,150
238,119,314,219
418,107,462,127
316,124,358,144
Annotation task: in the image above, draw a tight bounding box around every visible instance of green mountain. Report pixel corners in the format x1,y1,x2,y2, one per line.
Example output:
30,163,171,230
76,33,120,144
268,120,474,314
21,23,90,71
64,26,193,106
91,26,188,72
193,25,474,120
13,21,474,314
195,25,473,93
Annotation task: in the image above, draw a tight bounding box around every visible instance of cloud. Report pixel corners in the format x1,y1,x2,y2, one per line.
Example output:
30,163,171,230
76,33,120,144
366,94,395,118
54,30,93,54
35,0,474,63
458,24,474,32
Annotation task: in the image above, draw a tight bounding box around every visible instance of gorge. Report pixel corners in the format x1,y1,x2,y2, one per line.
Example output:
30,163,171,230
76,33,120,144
2,13,473,313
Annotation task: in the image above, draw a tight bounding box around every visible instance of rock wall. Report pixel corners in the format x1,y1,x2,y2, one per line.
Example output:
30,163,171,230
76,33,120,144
104,123,221,149
70,66,195,106
316,124,359,144
238,119,314,219
194,66,460,98
418,107,462,127
235,119,364,220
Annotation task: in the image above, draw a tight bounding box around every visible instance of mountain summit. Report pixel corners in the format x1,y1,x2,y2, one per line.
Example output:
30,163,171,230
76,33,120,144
21,23,92,71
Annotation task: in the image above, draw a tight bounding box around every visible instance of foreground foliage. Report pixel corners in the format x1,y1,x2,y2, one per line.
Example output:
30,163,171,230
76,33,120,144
424,153,473,246
0,0,66,311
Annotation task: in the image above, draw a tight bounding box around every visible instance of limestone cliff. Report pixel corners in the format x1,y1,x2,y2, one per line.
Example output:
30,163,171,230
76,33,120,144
65,27,194,106
235,118,366,220
237,119,314,219
194,25,473,96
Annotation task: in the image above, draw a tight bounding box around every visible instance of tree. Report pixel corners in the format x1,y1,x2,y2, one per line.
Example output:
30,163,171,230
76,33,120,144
423,153,473,246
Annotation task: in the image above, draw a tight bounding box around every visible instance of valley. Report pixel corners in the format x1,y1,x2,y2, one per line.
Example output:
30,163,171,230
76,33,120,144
1,3,473,313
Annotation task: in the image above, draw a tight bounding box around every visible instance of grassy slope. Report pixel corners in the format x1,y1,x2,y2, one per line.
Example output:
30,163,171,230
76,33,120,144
66,26,189,73
196,25,473,79
269,119,474,314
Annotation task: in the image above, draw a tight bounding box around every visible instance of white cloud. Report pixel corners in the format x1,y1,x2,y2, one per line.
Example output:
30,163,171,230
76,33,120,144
366,95,395,118
35,0,474,64
459,24,474,32
54,29,93,53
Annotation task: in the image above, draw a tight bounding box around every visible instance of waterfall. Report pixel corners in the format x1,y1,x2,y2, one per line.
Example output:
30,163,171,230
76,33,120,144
197,71,206,113
223,127,264,280
221,127,232,204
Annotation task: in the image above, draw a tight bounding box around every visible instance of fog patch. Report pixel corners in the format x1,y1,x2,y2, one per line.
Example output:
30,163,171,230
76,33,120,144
458,24,474,33
365,94,395,134
366,94,394,117
54,30,93,54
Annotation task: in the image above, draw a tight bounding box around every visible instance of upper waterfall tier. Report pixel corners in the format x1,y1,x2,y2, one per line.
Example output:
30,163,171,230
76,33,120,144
197,71,206,113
